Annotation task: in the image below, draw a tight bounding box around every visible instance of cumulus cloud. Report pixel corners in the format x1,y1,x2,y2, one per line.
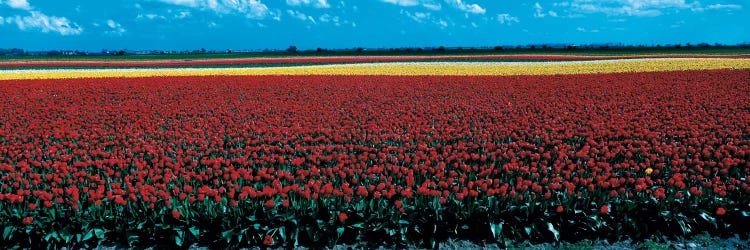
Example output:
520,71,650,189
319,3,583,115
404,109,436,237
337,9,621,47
157,0,272,20
380,0,443,11
4,0,31,10
707,4,741,10
558,0,702,17
381,0,418,7
444,0,485,14
497,13,519,25
399,9,452,28
318,13,341,25
136,13,167,20
105,19,126,35
423,2,441,10
437,19,448,27
534,2,558,18
286,9,308,20
286,0,330,8
576,26,599,32
400,9,431,23
1,11,83,35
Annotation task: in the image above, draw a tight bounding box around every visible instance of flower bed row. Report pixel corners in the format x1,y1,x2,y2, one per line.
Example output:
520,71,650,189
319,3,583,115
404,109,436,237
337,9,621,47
1,54,748,68
0,71,749,248
2,59,750,80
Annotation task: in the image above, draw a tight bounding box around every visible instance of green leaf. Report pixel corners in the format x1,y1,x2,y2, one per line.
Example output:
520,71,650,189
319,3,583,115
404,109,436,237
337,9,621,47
398,220,410,225
174,233,184,247
677,220,691,235
61,229,74,243
3,226,14,240
279,226,287,241
189,227,200,238
126,233,139,246
221,229,235,243
742,211,750,217
93,228,106,239
698,211,717,229
83,230,94,241
490,222,503,240
350,223,365,229
547,223,560,242
44,231,59,242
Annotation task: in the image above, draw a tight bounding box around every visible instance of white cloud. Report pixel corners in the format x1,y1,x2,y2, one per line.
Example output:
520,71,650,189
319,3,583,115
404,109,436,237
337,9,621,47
445,0,485,14
497,13,519,25
534,2,558,18
400,9,453,28
437,19,448,27
401,9,431,23
106,19,117,28
106,19,126,35
157,0,272,20
137,13,167,20
2,11,82,35
5,0,31,10
319,13,341,25
159,0,199,7
286,9,307,20
286,0,330,8
707,4,741,10
381,0,444,11
560,0,702,17
381,0,419,7
175,11,192,19
534,2,545,17
423,2,441,10
576,26,599,32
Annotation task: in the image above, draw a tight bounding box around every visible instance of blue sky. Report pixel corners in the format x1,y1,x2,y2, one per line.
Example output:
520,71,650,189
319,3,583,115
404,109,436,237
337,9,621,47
0,0,747,51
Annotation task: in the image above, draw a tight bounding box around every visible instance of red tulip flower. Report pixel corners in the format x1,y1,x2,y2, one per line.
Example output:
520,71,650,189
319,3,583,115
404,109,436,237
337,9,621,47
263,235,274,246
600,205,609,214
716,207,726,216
339,212,349,223
22,216,33,225
264,199,275,208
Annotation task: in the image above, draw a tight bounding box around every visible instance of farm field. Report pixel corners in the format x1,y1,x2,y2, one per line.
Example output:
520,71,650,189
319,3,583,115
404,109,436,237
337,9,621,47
1,55,749,249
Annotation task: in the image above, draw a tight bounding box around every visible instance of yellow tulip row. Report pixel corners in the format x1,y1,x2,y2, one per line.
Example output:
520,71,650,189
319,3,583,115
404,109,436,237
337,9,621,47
1,59,749,80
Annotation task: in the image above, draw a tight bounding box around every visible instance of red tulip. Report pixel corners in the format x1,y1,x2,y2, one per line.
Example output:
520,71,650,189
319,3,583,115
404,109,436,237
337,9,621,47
22,217,33,225
338,212,348,223
263,235,274,246
716,207,726,216
264,199,275,208
600,205,610,214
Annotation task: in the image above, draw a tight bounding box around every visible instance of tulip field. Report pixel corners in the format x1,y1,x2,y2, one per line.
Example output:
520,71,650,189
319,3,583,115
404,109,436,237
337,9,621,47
1,54,750,248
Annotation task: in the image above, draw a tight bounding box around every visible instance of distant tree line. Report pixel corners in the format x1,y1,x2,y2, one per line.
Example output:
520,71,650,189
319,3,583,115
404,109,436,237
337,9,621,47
2,42,749,57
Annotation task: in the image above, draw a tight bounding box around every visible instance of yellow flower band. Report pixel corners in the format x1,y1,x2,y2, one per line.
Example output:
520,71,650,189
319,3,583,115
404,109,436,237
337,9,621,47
1,58,749,80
